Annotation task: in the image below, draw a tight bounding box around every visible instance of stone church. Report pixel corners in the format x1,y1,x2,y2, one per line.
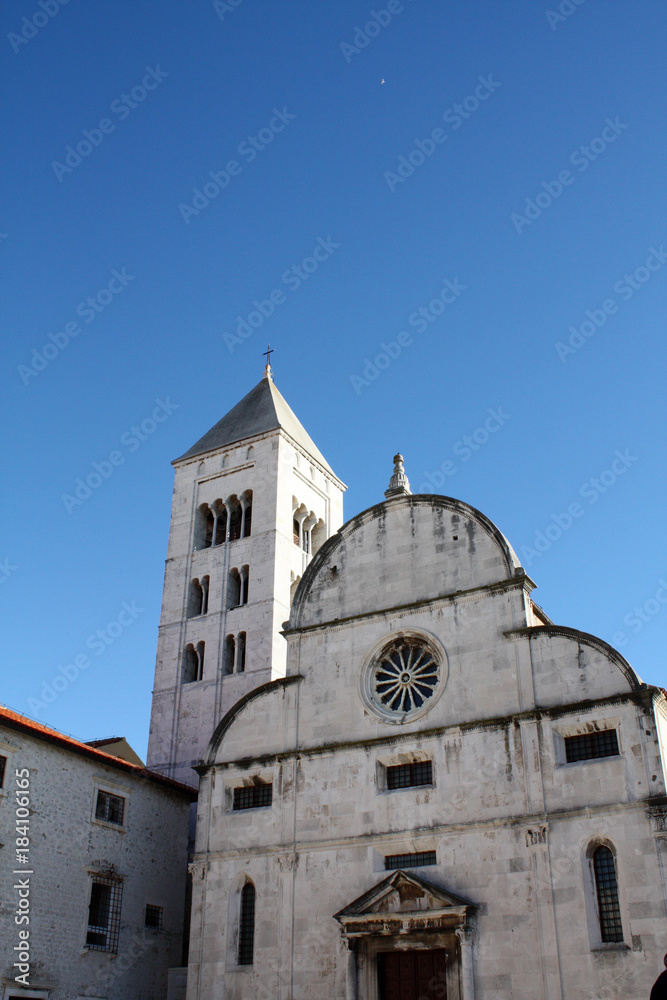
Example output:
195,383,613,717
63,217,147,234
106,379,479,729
147,363,667,999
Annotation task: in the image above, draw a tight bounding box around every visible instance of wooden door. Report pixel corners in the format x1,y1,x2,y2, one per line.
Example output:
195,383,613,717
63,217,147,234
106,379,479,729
377,948,448,1000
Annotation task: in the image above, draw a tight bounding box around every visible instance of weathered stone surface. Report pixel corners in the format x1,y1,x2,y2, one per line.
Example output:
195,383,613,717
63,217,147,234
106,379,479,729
186,489,667,1000
0,717,192,1000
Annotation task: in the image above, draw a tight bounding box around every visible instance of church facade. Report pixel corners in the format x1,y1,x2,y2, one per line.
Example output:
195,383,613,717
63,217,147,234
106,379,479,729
148,368,667,999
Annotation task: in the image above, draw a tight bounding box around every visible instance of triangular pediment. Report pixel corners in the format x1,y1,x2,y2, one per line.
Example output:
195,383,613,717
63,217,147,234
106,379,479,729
334,870,475,925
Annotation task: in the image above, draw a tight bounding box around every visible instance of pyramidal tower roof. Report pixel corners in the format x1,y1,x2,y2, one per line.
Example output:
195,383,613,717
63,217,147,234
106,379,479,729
174,372,335,473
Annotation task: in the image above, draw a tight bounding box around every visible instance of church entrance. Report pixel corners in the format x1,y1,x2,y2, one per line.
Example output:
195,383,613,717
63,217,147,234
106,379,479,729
377,948,448,1000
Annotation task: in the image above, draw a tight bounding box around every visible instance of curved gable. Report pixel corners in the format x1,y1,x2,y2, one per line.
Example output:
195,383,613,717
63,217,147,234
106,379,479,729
290,495,521,629
204,676,301,765
515,625,642,704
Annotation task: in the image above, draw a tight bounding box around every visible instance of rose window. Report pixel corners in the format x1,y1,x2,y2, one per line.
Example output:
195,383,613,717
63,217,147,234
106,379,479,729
371,641,440,716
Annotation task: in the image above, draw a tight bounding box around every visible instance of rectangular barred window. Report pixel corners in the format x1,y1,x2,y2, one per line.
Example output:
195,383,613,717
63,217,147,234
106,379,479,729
95,789,125,825
233,783,273,810
384,850,437,871
145,904,164,930
0,754,6,788
86,877,123,952
386,761,433,790
565,730,619,763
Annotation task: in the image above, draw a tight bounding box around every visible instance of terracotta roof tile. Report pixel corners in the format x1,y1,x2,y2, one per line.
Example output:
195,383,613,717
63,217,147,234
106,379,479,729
0,705,196,798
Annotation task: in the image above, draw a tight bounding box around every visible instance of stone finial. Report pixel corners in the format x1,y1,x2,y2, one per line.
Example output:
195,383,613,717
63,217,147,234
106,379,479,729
384,453,412,499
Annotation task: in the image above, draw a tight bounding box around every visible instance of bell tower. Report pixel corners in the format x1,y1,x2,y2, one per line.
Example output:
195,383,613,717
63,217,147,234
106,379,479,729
146,362,346,785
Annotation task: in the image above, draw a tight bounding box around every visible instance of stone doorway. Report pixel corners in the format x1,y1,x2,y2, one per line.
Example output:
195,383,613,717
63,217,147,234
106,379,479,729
378,948,448,999
334,870,476,1000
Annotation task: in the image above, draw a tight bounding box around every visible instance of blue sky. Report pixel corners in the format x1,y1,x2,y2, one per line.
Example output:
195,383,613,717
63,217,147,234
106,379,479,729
2,0,665,759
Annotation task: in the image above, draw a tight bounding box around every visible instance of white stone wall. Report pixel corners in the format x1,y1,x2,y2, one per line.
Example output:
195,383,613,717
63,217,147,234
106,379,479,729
186,495,667,999
0,726,191,1000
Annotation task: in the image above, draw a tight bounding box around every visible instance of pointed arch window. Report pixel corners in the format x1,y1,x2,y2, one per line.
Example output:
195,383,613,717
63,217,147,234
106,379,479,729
238,883,256,965
593,846,623,942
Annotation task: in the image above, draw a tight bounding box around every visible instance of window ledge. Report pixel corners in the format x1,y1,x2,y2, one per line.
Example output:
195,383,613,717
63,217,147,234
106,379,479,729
230,805,273,814
591,942,630,952
556,755,622,768
91,818,126,833
380,784,435,795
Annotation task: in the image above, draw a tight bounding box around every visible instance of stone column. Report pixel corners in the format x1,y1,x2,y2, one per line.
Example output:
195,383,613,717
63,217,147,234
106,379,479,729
526,826,564,1000
185,863,207,1000
455,925,475,1000
276,853,298,1000
343,939,358,1000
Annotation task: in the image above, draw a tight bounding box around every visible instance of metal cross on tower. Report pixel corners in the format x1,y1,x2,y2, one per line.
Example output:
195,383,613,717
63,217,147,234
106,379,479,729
263,344,275,380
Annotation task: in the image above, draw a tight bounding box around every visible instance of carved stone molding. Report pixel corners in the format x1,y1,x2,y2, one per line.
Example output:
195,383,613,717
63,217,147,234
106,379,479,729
188,862,207,881
525,825,549,847
90,859,124,881
455,924,474,945
648,807,667,834
277,852,298,872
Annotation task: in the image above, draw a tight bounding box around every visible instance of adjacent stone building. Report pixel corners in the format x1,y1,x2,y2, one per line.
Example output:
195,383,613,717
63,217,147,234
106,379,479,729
154,373,667,999
0,707,194,1000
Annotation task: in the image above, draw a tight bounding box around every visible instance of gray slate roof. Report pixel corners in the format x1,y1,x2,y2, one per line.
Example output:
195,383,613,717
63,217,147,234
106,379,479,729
174,375,335,473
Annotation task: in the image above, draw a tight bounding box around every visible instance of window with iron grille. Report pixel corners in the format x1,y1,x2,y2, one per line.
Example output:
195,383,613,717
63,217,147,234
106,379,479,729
565,730,619,763
86,877,123,952
233,783,272,810
593,846,624,942
0,754,6,788
386,760,433,790
95,789,125,825
238,883,256,965
384,850,437,871
145,904,163,930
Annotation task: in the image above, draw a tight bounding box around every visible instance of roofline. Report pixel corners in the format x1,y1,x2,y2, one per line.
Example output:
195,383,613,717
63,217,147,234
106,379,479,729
505,624,642,690
172,426,347,490
290,493,523,629
201,675,302,766
0,709,196,799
